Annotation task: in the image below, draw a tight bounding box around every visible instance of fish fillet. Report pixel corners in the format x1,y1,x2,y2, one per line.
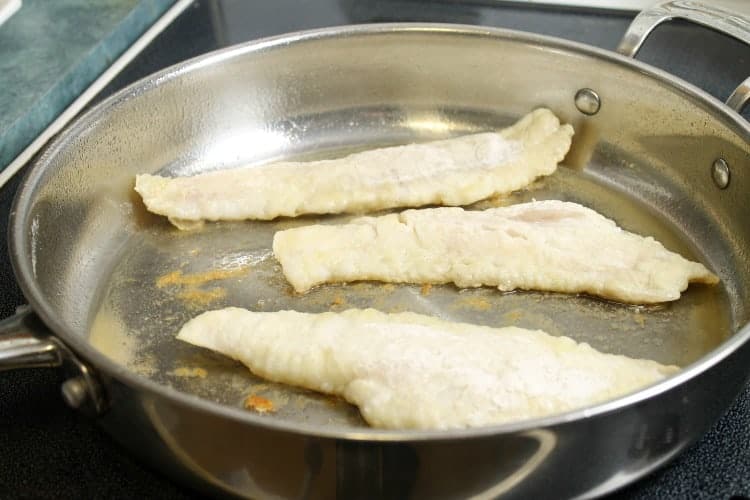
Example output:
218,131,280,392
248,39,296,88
135,108,573,227
272,200,718,303
177,307,678,430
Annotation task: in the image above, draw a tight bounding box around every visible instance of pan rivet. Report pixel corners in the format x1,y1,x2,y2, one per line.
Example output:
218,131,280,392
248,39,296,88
575,88,601,115
61,377,88,409
711,158,730,189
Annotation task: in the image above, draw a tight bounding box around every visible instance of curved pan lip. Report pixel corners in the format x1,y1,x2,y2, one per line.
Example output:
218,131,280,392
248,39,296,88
10,23,750,442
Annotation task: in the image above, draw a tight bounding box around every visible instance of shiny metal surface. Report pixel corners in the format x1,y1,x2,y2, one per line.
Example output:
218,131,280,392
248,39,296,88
61,376,91,409
617,0,750,57
574,88,601,115
617,0,750,120
0,306,61,370
6,23,750,498
727,76,750,113
0,306,106,414
711,158,731,189
618,0,750,115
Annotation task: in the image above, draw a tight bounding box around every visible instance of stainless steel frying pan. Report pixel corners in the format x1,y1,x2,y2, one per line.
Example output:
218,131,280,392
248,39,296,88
2,1,750,498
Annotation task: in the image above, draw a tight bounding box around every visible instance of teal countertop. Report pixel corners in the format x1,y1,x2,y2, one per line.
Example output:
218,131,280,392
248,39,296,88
0,0,175,172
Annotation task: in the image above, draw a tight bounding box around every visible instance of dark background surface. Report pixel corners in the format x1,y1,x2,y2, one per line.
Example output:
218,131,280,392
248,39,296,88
1,1,749,498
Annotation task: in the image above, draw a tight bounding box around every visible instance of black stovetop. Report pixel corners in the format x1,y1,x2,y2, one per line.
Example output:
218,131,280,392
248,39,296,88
1,1,749,498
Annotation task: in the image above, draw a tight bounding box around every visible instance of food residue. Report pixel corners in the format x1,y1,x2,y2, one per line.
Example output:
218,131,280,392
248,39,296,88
482,193,514,208
454,296,492,311
244,394,276,414
89,306,157,376
634,313,646,328
177,287,227,306
323,394,344,407
89,308,134,365
248,383,270,393
420,284,432,296
331,295,346,307
155,265,250,307
503,309,523,323
170,367,208,378
156,267,250,288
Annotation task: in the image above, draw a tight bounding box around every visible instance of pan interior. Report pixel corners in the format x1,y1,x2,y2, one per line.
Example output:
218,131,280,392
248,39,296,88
19,28,748,433
86,109,732,430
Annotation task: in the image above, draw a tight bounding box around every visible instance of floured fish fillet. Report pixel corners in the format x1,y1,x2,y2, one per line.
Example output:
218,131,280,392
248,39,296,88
177,307,679,430
273,200,718,303
135,108,573,227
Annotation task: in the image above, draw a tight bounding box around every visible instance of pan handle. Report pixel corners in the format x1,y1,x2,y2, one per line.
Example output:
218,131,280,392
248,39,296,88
0,306,62,370
0,306,107,415
617,0,750,113
726,76,750,113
